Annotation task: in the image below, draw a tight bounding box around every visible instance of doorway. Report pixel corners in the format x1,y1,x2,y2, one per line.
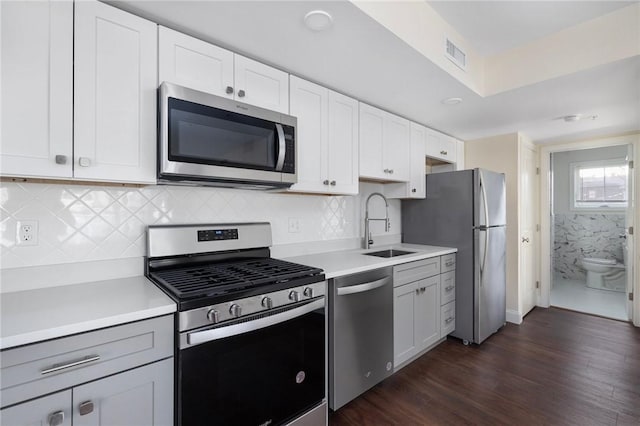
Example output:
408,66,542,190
539,136,637,324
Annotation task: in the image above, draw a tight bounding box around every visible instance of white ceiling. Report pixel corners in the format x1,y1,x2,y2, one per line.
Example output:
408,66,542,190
428,1,636,56
111,1,640,144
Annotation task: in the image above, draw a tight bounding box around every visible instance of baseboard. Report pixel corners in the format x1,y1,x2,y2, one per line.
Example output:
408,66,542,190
506,309,523,325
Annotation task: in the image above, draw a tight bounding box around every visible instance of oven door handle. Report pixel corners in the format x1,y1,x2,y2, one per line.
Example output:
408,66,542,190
184,298,324,348
275,123,286,172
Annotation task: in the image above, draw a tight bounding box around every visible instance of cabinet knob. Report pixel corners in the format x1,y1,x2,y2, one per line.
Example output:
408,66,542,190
55,155,68,165
78,157,91,167
79,401,94,416
440,150,447,155
238,89,246,98
389,169,394,174
383,169,389,173
48,411,65,426
226,86,234,94
323,180,329,185
330,180,336,186
522,237,530,243
415,288,420,295
412,188,416,193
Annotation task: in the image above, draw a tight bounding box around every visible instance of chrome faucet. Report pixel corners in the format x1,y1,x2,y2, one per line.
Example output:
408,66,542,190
364,192,390,249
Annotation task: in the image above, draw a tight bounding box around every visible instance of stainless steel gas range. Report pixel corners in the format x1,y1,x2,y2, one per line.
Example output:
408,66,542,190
145,223,327,426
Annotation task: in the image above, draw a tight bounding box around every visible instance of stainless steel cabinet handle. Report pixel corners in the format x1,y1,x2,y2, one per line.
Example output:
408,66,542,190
415,288,420,295
48,411,65,426
225,86,234,94
238,89,245,97
445,316,454,324
446,261,455,267
445,285,455,291
440,150,448,155
41,355,100,375
78,157,91,167
79,401,94,416
522,237,530,243
55,155,67,165
383,169,389,173
337,277,390,296
389,169,394,174
323,180,329,185
412,188,416,193
330,180,336,186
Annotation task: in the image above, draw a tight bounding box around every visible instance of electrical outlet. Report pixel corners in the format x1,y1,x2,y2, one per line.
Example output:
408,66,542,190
16,220,38,246
288,218,301,233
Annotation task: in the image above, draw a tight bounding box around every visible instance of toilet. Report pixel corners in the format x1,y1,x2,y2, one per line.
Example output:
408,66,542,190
582,257,626,291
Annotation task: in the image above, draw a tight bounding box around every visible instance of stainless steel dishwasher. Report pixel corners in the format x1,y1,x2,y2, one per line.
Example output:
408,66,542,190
329,267,393,410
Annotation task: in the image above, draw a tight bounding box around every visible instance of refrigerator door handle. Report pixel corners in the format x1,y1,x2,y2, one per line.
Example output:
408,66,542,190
479,228,489,281
479,169,490,228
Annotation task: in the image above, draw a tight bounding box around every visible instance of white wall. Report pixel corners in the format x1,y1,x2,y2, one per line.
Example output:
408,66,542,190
0,180,400,273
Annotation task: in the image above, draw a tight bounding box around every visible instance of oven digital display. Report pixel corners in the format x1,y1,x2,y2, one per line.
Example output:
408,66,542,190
197,228,239,241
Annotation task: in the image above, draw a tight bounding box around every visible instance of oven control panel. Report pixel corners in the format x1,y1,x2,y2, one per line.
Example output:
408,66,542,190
178,281,327,333
197,228,238,242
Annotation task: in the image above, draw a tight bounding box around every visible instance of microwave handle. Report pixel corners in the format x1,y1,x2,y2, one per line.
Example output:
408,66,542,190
275,123,286,171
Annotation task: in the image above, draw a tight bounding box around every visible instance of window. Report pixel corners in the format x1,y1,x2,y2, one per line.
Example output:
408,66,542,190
571,159,628,210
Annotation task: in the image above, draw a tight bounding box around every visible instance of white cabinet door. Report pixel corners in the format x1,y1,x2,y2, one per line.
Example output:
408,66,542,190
359,103,385,180
426,129,457,163
158,26,234,98
327,90,359,194
393,281,419,367
386,121,426,199
289,76,328,193
72,359,173,426
234,54,289,113
0,390,71,426
0,0,73,178
383,113,410,182
416,276,441,349
74,0,157,184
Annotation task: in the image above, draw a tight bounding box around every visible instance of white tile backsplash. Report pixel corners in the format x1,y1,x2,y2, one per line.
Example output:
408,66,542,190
0,181,400,270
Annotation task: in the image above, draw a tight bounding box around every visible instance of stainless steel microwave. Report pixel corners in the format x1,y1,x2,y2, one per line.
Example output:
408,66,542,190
158,82,297,189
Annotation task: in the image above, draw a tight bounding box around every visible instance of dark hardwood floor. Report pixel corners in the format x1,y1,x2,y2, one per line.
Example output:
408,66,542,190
329,307,640,426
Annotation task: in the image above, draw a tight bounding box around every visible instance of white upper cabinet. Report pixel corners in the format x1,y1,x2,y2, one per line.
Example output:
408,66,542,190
359,103,410,182
386,122,426,199
159,27,289,113
0,0,73,178
289,76,358,195
74,0,157,184
425,128,457,164
158,26,234,98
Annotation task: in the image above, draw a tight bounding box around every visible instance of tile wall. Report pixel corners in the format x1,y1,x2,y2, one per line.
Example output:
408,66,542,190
0,181,400,269
553,213,626,280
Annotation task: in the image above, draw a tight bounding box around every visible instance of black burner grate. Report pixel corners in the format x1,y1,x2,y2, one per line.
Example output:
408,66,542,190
150,258,323,301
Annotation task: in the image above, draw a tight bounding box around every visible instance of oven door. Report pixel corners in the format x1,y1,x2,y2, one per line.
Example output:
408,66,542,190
159,82,296,186
177,298,325,426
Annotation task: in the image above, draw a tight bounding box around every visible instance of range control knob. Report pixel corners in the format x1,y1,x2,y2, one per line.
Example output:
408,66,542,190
229,304,242,317
289,290,300,302
303,287,314,298
261,297,273,309
206,309,220,323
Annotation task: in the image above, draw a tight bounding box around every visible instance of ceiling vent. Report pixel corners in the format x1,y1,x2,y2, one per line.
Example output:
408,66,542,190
445,37,466,71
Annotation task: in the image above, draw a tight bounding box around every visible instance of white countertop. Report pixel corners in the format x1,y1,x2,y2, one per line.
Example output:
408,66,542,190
280,243,456,279
0,276,176,350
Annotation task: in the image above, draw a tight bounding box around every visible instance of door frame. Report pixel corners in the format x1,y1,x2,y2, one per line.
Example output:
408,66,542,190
538,133,639,326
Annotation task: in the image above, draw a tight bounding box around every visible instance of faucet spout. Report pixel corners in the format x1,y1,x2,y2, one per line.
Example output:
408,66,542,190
364,192,390,249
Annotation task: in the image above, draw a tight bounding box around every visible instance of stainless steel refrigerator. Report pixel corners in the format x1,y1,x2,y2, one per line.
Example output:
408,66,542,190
402,168,506,344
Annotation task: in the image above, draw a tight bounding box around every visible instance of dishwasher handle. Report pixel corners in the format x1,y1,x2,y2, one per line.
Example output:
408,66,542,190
336,277,391,296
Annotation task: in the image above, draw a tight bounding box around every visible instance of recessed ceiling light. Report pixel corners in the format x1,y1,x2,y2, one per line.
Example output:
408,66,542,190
442,97,463,105
304,10,333,31
562,114,598,122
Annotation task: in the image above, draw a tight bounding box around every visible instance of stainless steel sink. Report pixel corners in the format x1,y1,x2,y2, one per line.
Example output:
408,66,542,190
364,249,415,258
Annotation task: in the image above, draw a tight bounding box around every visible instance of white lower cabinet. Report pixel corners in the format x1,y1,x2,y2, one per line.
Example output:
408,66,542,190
0,316,173,426
72,358,173,426
0,390,72,426
393,276,440,367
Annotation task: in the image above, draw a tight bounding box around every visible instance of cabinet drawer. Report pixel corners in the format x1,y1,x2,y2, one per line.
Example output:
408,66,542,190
441,253,456,273
441,301,456,337
1,315,173,408
440,271,455,306
393,257,440,286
